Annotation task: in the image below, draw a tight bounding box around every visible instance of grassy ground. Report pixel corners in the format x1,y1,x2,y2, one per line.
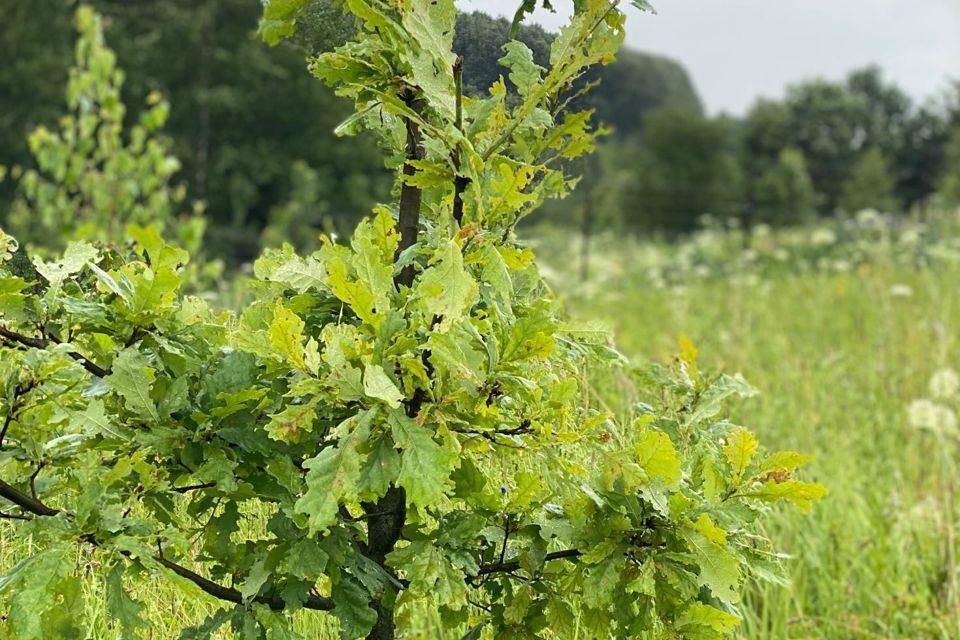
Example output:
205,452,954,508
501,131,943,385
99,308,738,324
555,230,960,639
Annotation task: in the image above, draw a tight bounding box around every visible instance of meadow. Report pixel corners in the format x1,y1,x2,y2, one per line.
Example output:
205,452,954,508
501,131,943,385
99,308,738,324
541,208,960,639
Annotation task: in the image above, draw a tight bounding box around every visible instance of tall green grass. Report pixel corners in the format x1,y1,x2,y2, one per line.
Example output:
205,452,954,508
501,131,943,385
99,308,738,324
561,251,960,638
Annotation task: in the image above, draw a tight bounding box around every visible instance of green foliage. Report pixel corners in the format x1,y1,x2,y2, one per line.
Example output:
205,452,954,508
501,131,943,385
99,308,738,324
939,126,960,205
5,7,201,253
616,107,745,231
839,147,899,214
261,161,338,254
0,2,821,638
753,148,817,225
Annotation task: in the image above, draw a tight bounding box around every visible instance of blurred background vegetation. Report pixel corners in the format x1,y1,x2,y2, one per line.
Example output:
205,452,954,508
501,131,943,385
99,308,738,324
6,0,955,266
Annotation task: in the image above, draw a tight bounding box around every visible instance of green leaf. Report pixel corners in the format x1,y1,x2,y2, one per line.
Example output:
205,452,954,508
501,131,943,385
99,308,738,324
177,608,234,640
686,530,741,603
105,348,161,423
676,602,740,637
72,398,126,440
254,246,327,293
33,241,98,289
331,576,377,640
363,364,404,408
358,433,401,499
259,0,312,45
499,41,544,97
295,412,373,533
105,562,148,635
387,541,467,609
321,324,365,402
241,556,272,603
0,545,78,640
389,411,457,509
582,557,622,610
415,240,477,333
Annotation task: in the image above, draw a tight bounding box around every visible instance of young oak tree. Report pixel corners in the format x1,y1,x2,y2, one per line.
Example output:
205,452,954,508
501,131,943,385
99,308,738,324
0,1,823,638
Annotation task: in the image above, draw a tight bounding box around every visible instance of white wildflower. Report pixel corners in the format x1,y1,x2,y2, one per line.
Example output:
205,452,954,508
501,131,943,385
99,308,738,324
752,223,772,237
909,399,958,434
909,399,940,430
935,405,958,434
856,208,881,227
929,368,960,399
811,228,836,246
890,284,913,298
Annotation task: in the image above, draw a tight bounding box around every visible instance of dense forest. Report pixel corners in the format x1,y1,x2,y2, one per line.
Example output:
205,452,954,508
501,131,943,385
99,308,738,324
2,0,959,263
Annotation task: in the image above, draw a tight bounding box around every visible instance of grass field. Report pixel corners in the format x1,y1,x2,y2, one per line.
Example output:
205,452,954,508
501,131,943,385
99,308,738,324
547,215,960,639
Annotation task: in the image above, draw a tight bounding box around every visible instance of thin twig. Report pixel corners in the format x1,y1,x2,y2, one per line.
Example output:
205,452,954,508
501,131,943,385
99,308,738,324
477,548,582,576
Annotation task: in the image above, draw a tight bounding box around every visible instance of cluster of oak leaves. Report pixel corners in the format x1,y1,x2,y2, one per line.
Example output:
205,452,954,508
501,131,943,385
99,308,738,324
0,1,824,638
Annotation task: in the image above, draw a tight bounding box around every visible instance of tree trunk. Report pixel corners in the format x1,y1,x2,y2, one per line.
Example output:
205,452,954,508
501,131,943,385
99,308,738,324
365,91,425,640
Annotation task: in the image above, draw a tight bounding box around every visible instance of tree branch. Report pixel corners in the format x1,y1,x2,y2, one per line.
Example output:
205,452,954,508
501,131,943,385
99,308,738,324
0,325,110,378
477,548,582,576
0,476,335,611
394,91,426,289
171,482,217,494
452,55,470,227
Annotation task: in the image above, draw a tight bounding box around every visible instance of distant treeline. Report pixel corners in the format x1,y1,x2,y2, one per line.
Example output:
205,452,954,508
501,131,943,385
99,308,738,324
1,1,959,263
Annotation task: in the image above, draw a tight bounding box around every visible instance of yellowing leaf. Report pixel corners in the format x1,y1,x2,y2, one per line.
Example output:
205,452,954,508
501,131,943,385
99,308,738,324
723,427,758,482
744,480,827,512
268,301,306,372
759,450,813,474
635,429,682,487
689,513,727,546
265,400,318,443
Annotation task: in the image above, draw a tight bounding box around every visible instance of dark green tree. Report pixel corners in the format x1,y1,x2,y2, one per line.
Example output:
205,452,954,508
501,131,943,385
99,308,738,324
939,126,960,205
753,148,817,225
618,107,745,232
839,147,899,213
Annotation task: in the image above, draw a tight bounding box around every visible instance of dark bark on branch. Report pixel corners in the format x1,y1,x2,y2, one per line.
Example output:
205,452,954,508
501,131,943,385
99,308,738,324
394,93,426,289
0,325,110,378
0,477,60,517
170,482,217,494
0,476,335,611
477,548,582,575
155,555,334,611
452,56,470,227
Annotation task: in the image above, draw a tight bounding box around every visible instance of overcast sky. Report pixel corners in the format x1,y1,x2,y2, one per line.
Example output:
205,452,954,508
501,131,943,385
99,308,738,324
460,0,960,116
